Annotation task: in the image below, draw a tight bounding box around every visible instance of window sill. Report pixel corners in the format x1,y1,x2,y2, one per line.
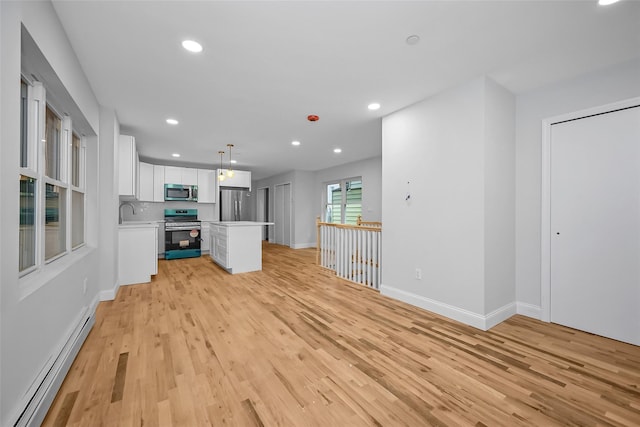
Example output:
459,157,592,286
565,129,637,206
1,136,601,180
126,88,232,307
19,245,96,301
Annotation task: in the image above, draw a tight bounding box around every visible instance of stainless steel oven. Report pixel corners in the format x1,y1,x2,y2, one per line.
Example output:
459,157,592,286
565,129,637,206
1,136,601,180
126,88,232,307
164,209,201,259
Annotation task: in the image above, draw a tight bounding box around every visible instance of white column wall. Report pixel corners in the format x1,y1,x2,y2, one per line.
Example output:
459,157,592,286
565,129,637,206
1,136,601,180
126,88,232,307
483,78,516,315
97,108,120,299
381,78,487,319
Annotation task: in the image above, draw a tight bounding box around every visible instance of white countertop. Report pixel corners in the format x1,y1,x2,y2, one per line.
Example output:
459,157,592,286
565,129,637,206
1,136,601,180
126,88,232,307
205,221,274,227
118,221,160,229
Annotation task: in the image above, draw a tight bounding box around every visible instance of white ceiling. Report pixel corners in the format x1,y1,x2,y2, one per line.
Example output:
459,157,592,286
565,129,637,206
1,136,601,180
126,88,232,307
51,0,640,180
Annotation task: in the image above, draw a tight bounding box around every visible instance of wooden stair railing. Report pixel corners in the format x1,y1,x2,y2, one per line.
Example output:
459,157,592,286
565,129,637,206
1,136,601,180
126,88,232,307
316,216,382,289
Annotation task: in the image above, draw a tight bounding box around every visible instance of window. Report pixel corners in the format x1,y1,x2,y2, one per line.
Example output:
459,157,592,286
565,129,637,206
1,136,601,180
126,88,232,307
19,78,87,276
71,131,85,248
325,178,362,225
71,133,81,187
45,106,62,180
45,184,66,260
19,175,36,272
71,190,84,248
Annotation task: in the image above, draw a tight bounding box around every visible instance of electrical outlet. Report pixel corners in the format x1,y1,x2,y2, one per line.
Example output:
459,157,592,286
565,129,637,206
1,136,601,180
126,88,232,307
83,277,88,295
415,268,422,280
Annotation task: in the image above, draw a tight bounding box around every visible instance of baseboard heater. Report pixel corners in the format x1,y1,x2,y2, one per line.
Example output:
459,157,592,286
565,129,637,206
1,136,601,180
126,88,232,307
12,309,95,427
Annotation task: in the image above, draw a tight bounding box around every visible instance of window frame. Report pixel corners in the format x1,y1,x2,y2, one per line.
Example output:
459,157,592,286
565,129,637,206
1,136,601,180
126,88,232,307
323,176,363,225
19,77,87,278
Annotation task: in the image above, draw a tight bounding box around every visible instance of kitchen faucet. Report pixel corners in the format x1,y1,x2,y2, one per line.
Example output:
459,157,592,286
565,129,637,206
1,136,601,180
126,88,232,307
119,202,135,224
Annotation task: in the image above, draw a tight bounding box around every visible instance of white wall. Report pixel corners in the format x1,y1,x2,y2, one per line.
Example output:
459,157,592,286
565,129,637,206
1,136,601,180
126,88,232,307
0,2,103,425
380,76,515,329
515,58,640,315
314,156,382,223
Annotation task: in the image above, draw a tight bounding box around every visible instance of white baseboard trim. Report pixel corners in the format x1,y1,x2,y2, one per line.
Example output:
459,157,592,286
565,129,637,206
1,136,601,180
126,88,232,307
516,302,542,320
99,279,120,301
380,285,518,331
380,285,487,330
484,302,517,330
13,305,96,427
291,242,316,249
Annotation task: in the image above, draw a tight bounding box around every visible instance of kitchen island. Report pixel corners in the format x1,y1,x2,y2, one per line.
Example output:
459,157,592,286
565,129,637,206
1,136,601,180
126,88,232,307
206,221,273,274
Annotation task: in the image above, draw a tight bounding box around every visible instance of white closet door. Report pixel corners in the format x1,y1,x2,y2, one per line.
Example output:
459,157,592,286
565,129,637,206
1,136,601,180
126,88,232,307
283,183,291,247
550,106,640,345
274,185,284,245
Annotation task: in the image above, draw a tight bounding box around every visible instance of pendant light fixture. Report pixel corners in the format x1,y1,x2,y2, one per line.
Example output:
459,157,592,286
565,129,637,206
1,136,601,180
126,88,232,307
217,151,226,182
226,144,235,178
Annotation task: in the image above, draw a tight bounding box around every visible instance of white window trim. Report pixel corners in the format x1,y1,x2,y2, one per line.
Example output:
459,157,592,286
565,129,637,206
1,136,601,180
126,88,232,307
71,133,87,251
323,176,362,224
19,80,87,280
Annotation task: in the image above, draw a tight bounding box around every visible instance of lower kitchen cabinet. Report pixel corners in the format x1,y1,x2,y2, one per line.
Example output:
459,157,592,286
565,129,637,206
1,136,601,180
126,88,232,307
201,222,210,254
208,222,263,274
118,223,158,285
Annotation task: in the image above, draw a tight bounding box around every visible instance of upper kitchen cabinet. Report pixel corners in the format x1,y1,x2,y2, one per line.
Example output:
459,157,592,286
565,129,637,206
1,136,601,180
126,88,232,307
216,169,251,190
165,166,198,185
139,162,154,201
119,135,139,199
153,165,165,201
138,162,166,202
197,169,216,203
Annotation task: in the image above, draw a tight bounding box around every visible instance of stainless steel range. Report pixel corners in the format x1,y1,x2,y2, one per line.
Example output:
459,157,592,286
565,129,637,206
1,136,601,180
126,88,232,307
164,209,201,260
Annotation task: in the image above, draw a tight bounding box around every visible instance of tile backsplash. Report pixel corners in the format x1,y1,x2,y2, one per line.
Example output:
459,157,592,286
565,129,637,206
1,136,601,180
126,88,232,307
120,200,217,222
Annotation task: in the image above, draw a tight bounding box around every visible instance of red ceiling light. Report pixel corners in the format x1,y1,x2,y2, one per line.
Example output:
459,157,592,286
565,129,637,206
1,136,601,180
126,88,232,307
307,114,319,122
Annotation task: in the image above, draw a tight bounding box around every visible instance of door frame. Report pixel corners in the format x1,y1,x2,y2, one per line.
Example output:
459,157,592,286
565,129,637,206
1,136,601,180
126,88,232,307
540,96,640,322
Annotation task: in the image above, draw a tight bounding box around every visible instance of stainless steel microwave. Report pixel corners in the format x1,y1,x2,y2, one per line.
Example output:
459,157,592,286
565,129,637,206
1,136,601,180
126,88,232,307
164,184,198,201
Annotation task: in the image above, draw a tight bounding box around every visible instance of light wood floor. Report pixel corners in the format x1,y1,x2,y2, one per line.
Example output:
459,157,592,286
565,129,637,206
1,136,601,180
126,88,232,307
43,244,640,426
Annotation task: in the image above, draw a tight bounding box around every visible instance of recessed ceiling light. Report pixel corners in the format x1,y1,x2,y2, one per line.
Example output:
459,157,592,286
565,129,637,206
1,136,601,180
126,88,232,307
368,103,381,111
291,140,301,146
182,40,203,53
333,148,342,154
166,118,179,125
598,0,620,4
406,35,420,45
172,153,180,158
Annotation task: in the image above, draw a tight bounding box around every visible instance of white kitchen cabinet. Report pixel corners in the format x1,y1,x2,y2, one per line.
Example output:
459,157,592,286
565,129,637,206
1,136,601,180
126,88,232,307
197,169,216,203
164,166,182,184
216,169,251,190
165,166,198,185
208,222,266,274
118,223,158,285
182,168,198,185
118,135,139,199
138,162,154,202
153,165,165,202
200,222,210,253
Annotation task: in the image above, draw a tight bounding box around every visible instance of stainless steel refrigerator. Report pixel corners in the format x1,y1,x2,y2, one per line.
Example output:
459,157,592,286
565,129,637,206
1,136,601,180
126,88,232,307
219,188,251,221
